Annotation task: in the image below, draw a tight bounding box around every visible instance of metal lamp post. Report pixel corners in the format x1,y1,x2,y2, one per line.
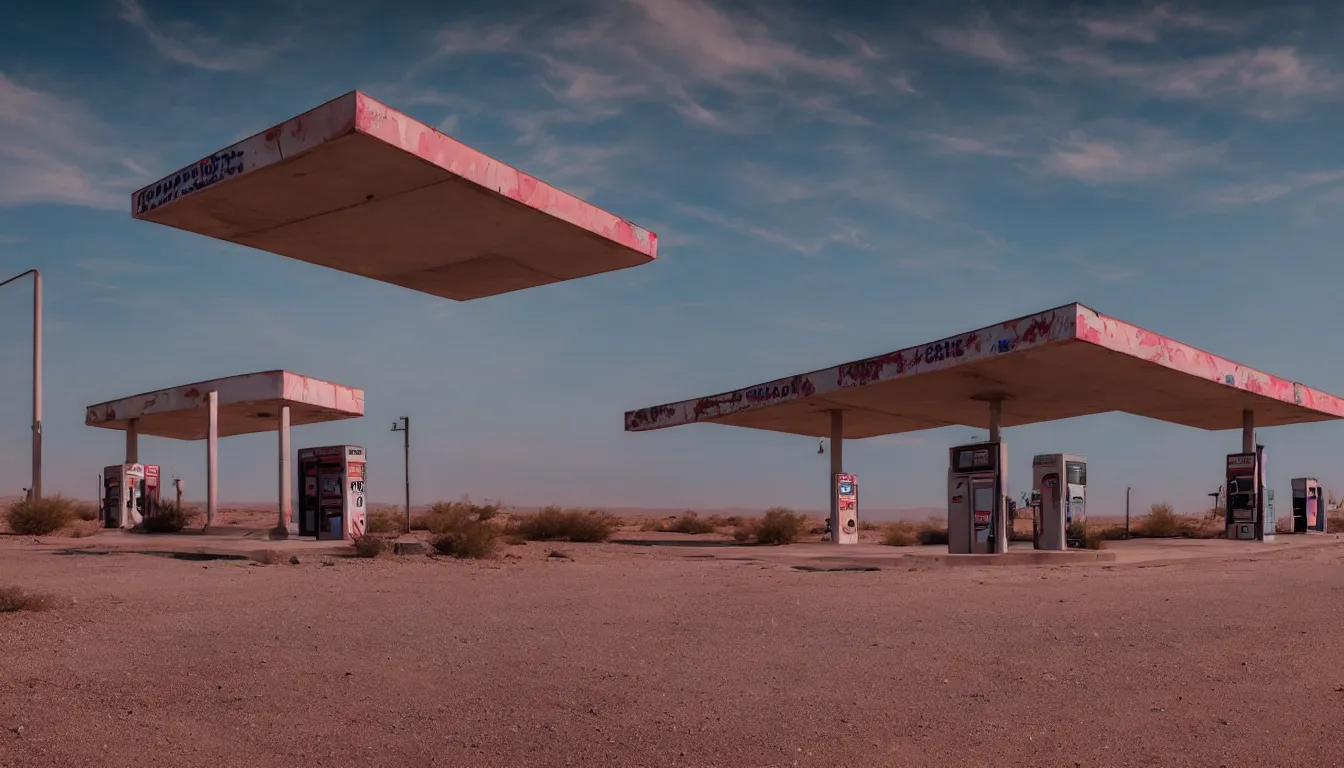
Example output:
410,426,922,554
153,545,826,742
0,269,41,501
391,417,410,531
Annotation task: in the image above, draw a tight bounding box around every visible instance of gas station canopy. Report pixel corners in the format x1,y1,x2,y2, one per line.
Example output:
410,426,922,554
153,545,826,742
624,303,1344,438
130,91,657,301
86,370,364,440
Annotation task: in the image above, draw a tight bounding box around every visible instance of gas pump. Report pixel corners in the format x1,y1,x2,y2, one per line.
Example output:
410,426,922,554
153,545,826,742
832,473,859,544
1226,446,1272,541
1290,477,1326,533
296,445,367,540
947,441,1008,555
1031,453,1087,550
101,463,153,529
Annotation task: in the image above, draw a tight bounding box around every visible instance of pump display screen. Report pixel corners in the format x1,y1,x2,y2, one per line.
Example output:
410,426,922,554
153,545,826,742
952,444,998,472
1066,462,1086,485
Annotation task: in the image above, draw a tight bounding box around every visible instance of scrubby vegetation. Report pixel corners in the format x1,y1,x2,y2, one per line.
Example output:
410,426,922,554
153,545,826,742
506,506,617,543
666,512,716,535
140,500,196,534
0,586,58,613
412,498,503,534
916,519,949,546
882,521,919,547
353,534,387,558
366,508,408,534
752,507,806,545
5,496,74,536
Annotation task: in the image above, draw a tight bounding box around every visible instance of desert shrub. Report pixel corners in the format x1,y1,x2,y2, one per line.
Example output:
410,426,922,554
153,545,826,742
5,496,74,536
755,507,805,545
252,549,284,565
859,520,882,532
638,517,666,532
0,586,58,613
65,519,101,538
1138,502,1182,538
353,535,386,558
141,500,196,534
509,507,616,543
1082,530,1104,550
432,520,496,558
732,525,754,542
1092,524,1128,541
668,512,716,535
1329,512,1344,533
1067,520,1087,541
72,501,99,522
415,498,503,533
367,509,407,534
917,520,949,546
882,521,920,547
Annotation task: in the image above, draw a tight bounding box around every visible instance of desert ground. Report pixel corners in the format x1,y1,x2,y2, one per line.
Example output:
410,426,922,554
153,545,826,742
3,511,1344,768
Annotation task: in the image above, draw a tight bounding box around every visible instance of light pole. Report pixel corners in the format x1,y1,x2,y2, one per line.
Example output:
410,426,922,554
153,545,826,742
391,417,410,532
0,269,41,501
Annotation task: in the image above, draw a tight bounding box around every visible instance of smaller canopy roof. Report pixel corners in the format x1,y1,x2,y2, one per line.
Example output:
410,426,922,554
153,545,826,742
129,91,657,301
86,370,363,440
624,303,1344,438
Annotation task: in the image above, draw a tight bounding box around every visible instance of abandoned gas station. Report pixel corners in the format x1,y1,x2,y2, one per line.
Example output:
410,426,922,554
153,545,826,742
625,303,1344,554
90,89,657,540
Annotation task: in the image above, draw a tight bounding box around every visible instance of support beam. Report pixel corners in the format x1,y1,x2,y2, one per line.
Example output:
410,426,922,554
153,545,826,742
125,419,139,464
279,406,291,532
988,399,1003,443
1242,409,1254,453
829,409,843,543
31,270,41,501
206,390,218,529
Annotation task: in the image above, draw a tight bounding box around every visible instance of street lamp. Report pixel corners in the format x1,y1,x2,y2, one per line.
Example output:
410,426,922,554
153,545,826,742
391,417,410,532
0,269,41,501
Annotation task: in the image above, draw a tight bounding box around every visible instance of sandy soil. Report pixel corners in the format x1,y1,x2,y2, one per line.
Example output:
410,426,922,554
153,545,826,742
2,535,1343,767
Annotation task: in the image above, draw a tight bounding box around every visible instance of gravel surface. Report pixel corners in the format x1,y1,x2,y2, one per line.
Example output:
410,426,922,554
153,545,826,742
2,539,1343,767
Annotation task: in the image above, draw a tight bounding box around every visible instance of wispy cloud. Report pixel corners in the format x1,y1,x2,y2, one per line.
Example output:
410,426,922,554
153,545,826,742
0,73,147,210
117,0,282,72
927,15,1028,68
1207,168,1344,207
1040,124,1224,184
426,0,878,130
673,204,865,257
1078,4,1243,43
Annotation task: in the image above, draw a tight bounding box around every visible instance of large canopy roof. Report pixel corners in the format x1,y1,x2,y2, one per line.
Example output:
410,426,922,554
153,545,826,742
625,303,1344,439
130,91,656,301
86,370,363,440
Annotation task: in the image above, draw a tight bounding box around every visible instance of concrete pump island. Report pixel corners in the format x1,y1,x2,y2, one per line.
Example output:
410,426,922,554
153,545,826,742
625,303,1342,561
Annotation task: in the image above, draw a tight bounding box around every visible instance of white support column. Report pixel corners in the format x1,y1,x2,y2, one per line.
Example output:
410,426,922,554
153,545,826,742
207,391,218,529
125,419,139,464
989,399,1002,443
279,406,292,532
1242,409,1254,453
829,409,843,543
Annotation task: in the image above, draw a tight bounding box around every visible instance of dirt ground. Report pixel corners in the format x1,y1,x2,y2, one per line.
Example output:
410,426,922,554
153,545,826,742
2,535,1343,768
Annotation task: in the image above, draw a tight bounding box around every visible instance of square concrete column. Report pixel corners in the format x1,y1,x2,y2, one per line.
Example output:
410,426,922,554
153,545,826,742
829,409,843,543
125,418,139,464
989,400,1002,443
278,406,292,532
1242,409,1254,453
206,390,218,529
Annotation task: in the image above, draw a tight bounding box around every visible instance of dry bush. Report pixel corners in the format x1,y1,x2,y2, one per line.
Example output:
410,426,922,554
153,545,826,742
882,521,920,547
65,519,101,538
1137,502,1184,538
509,507,616,543
433,520,497,559
732,525,754,542
754,507,805,545
1329,512,1344,533
72,501,99,522
141,500,197,534
917,519,949,546
859,520,882,532
367,509,407,534
0,586,58,613
1091,524,1128,541
252,549,284,565
5,496,74,536
667,512,716,535
1082,530,1105,550
353,535,387,558
638,517,666,532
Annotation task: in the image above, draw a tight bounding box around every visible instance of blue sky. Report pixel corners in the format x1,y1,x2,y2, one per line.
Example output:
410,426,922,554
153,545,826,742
2,0,1344,515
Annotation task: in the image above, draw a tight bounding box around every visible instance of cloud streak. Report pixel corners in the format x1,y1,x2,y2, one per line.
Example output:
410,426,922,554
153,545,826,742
117,0,282,72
